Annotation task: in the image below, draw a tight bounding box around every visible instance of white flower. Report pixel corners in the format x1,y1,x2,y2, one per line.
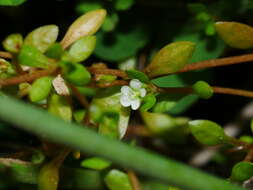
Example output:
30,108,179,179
120,79,146,110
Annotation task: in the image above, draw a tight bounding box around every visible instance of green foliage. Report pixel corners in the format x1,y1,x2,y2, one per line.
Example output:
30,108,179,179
0,0,26,6
140,94,156,112
68,35,96,63
215,22,253,49
231,162,253,182
81,157,111,170
192,81,213,99
95,27,148,61
189,120,227,145
45,43,64,59
104,169,132,190
48,94,72,121
24,25,59,53
145,41,195,77
29,76,53,102
61,62,91,86
126,69,149,83
2,33,23,53
61,9,106,49
18,45,51,68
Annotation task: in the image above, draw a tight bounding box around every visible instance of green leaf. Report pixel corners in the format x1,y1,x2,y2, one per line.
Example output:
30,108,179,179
68,35,96,63
215,21,253,49
105,169,132,190
61,9,106,49
140,94,156,112
145,41,195,77
114,0,135,11
231,162,253,182
173,30,225,63
0,0,26,6
18,45,51,69
90,88,130,139
0,96,245,190
76,1,103,14
73,109,86,123
48,93,72,121
62,62,91,86
2,33,23,53
24,25,59,53
126,69,149,83
29,76,53,102
95,27,148,61
192,81,213,99
99,113,119,139
45,43,64,59
102,12,119,32
189,120,227,145
141,111,179,134
81,157,111,170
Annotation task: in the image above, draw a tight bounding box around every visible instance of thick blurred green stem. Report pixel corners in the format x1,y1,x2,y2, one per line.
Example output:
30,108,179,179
0,96,245,190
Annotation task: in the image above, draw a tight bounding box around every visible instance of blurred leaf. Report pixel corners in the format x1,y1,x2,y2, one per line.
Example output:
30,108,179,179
62,62,91,86
95,27,148,61
99,113,119,139
0,0,26,6
68,35,96,63
48,93,72,121
231,162,253,182
114,0,135,11
45,43,64,59
192,80,213,99
24,25,59,53
189,120,227,146
126,69,149,83
76,0,103,14
141,111,179,134
2,33,23,53
73,109,86,123
90,88,130,139
102,12,119,32
145,41,195,77
18,45,51,69
105,169,133,190
29,76,53,102
61,9,106,49
81,157,111,170
140,94,156,112
173,25,225,63
215,21,253,49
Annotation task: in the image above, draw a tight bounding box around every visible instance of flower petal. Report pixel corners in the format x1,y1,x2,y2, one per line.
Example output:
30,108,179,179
130,79,142,89
120,95,131,107
140,88,146,97
130,98,141,110
121,86,131,95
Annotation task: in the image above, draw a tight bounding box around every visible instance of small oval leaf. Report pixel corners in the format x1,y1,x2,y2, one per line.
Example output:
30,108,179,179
192,80,213,99
68,35,96,63
29,76,53,102
231,161,253,182
104,169,132,190
61,9,106,49
48,93,72,121
126,69,149,83
2,33,23,53
18,45,51,68
62,62,91,86
81,157,111,170
24,25,59,53
215,21,253,49
145,41,195,77
189,120,227,145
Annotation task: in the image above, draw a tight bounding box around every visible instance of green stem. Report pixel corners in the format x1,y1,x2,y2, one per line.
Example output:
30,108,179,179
0,96,244,190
